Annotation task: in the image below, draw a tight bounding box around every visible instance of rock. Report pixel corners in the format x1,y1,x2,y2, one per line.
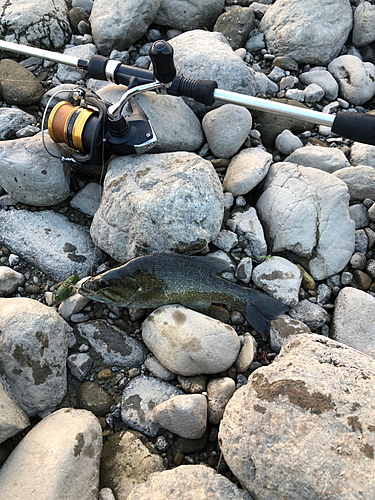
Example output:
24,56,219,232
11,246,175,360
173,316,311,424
285,88,305,102
273,56,299,72
58,292,90,321
96,84,204,153
235,257,253,284
212,229,238,252
333,166,375,201
0,209,103,282
16,125,40,138
328,56,375,105
72,0,93,16
127,465,252,500
0,59,43,105
0,0,71,49
0,107,35,140
299,69,339,101
269,314,311,353
0,266,25,296
219,334,375,500
0,408,102,499
177,374,206,394
90,152,223,262
41,83,80,108
304,83,325,103
349,203,368,229
355,229,368,254
252,256,302,307
234,333,257,373
144,356,176,381
350,252,367,270
168,30,257,113
286,145,350,173
256,163,355,280
289,299,330,331
70,182,102,217
213,7,255,50
155,0,224,31
231,207,268,262
76,382,113,417
352,1,375,48
100,430,166,500
352,269,372,290
207,377,236,424
202,104,252,158
331,287,375,358
0,133,70,206
0,298,69,416
142,305,241,376
223,147,273,196
0,378,30,444
350,142,375,167
56,43,97,83
67,353,93,381
260,0,353,65
153,394,207,439
90,0,161,55
253,71,279,95
275,129,303,155
245,32,266,53
76,320,146,368
121,375,184,437
98,489,116,500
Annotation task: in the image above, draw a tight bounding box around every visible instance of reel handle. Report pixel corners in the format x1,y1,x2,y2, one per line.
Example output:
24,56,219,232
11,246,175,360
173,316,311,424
149,40,176,83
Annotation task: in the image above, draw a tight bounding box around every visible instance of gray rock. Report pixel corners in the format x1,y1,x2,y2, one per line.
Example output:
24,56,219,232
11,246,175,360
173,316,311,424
286,145,350,173
0,209,103,282
219,334,375,500
289,299,330,331
72,0,93,15
235,256,253,284
331,287,375,358
253,71,279,95
98,489,116,500
100,430,166,500
202,104,252,158
0,133,70,206
350,252,367,271
328,56,375,105
70,182,102,217
127,465,252,500
0,0,71,49
252,256,302,307
213,7,255,50
16,125,40,138
77,320,146,368
350,141,375,167
352,1,375,48
231,207,268,262
212,229,238,252
0,408,102,499
245,32,266,53
207,377,236,424
349,203,369,229
168,30,257,113
333,166,375,201
142,305,241,376
0,266,25,296
96,84,204,153
234,333,257,373
355,229,368,254
299,69,339,101
155,0,224,31
0,298,69,416
275,129,303,155
223,147,273,196
90,0,161,55
0,378,30,444
285,88,305,102
304,83,325,103
76,382,112,417
144,356,176,381
269,314,311,353
250,2,269,18
256,163,355,280
121,375,184,437
153,394,207,439
90,152,223,262
67,353,92,381
41,83,80,108
260,0,353,65
58,290,90,321
0,107,35,140
0,59,43,106
56,44,97,83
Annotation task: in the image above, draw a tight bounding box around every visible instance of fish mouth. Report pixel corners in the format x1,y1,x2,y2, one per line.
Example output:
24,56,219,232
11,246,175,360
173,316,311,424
78,278,99,296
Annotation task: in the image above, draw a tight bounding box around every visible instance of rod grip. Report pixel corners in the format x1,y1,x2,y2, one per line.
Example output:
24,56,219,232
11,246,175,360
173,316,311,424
332,112,375,146
167,76,218,105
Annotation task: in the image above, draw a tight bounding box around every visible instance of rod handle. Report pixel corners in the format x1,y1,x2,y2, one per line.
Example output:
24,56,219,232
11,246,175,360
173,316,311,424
332,112,375,146
167,76,218,105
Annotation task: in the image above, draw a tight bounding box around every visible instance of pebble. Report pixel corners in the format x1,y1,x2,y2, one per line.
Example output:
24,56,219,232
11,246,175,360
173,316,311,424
275,129,303,155
76,381,113,417
234,333,257,373
289,299,330,331
207,377,236,424
0,266,25,296
67,353,92,381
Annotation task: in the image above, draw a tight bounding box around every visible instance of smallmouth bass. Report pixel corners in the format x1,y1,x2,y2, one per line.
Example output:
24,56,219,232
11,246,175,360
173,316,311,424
79,254,288,336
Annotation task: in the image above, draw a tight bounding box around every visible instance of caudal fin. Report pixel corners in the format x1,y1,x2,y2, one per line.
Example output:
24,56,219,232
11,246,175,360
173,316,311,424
243,288,288,337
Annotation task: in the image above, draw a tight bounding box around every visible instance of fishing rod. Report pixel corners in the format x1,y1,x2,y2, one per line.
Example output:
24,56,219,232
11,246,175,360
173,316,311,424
0,38,374,167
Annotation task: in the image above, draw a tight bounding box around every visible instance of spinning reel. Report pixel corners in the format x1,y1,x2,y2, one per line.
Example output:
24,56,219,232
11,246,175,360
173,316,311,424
1,38,375,166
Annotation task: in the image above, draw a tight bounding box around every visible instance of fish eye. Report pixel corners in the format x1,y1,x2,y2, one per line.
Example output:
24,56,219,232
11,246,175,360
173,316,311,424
98,278,109,289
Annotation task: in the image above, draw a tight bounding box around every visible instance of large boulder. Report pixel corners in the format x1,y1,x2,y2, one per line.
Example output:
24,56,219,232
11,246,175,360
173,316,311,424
260,0,353,65
256,162,355,280
219,334,375,500
155,0,224,31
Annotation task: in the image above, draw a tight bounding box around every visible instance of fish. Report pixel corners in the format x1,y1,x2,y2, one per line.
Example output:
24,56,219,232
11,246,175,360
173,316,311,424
79,253,288,336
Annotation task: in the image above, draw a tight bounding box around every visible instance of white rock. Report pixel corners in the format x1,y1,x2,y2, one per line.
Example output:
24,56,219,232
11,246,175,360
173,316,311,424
141,305,241,376
299,69,339,100
352,1,375,47
70,182,103,217
153,394,207,439
286,145,350,173
350,141,375,167
0,266,25,296
275,130,303,155
232,207,268,262
333,166,375,201
0,378,30,444
304,83,325,103
212,229,238,252
285,89,305,102
234,333,257,373
207,377,236,424
58,292,90,321
223,147,273,196
144,356,176,381
0,408,102,499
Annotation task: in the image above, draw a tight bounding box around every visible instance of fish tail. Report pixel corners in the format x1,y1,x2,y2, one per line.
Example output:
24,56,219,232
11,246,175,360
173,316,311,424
241,288,288,337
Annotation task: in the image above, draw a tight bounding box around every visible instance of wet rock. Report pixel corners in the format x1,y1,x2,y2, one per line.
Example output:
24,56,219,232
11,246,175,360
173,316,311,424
76,382,113,417
0,59,43,105
0,378,30,444
0,298,70,416
286,145,350,173
219,334,375,500
333,166,375,201
155,0,224,31
269,315,311,353
213,7,255,50
328,56,375,105
0,266,25,296
0,408,102,499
